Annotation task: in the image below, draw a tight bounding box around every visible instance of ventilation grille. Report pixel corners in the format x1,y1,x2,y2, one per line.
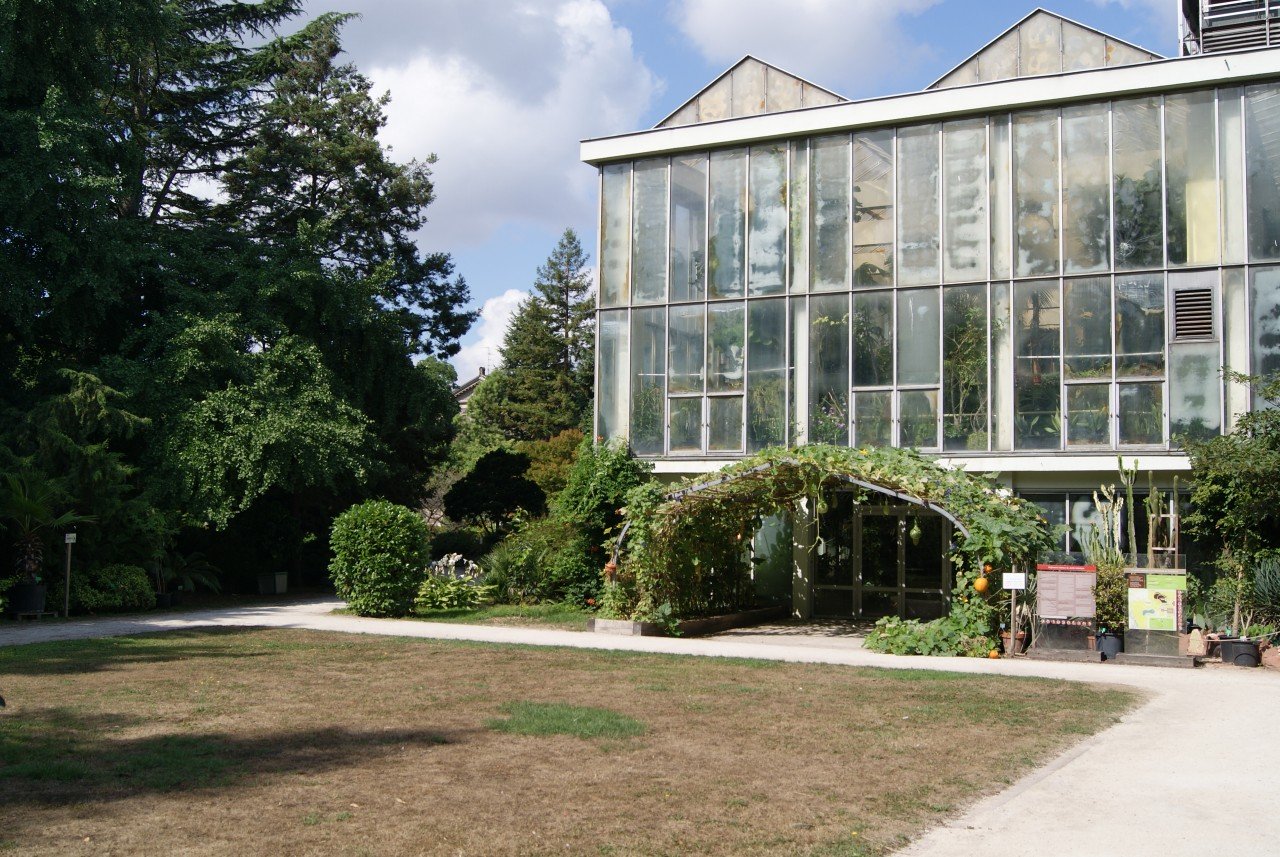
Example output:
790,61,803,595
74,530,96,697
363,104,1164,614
1173,288,1215,340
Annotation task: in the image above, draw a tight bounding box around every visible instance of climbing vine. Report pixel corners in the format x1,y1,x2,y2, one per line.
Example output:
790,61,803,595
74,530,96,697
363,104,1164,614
605,445,1056,648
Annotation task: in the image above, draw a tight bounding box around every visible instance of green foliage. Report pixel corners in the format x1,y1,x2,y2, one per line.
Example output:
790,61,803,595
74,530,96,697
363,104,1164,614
1255,556,1280,625
865,615,993,658
518,429,584,500
328,501,430,617
480,516,597,605
415,569,489,611
444,449,545,533
1093,565,1129,633
610,445,1054,633
0,473,95,583
153,552,221,595
1184,373,1280,558
485,702,645,740
1,4,471,592
66,564,156,614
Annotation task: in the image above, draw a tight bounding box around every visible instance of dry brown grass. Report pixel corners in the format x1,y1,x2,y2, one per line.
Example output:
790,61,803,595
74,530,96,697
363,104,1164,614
0,629,1134,856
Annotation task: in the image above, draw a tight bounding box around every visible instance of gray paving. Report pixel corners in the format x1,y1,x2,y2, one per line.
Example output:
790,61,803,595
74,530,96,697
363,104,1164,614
2,599,1276,855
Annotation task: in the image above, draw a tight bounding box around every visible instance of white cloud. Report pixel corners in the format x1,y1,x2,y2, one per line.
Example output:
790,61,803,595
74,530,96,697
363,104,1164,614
363,0,660,253
452,288,529,382
669,0,943,95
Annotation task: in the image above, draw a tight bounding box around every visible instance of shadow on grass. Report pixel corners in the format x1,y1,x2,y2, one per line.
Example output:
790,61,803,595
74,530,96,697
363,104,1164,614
0,628,272,677
0,705,455,815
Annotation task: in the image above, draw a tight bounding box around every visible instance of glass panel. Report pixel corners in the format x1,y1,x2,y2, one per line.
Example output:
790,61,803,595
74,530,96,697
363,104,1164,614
815,493,854,588
903,515,946,589
1063,276,1112,379
629,308,665,455
897,288,940,384
1020,9,1062,76
1251,266,1280,377
991,282,1013,450
669,155,707,302
748,144,787,296
1014,110,1060,277
899,389,939,449
853,391,892,447
790,297,807,443
668,398,702,453
860,514,898,589
853,130,895,286
1246,84,1280,262
1224,268,1249,430
1112,97,1163,270
943,119,987,283
809,294,849,444
707,301,745,392
747,298,786,451
1014,280,1062,449
852,291,894,387
942,285,989,451
1170,341,1221,443
708,148,746,298
597,310,629,441
631,159,668,305
991,115,1013,279
1061,103,1110,274
897,124,941,286
1219,88,1246,265
1118,382,1163,445
600,164,630,307
1165,90,1219,267
708,397,743,451
811,135,851,291
1066,384,1110,446
1115,274,1165,377
667,304,704,394
789,142,809,293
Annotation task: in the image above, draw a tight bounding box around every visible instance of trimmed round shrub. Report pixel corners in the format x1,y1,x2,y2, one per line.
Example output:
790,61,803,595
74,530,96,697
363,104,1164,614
66,564,157,614
329,500,430,617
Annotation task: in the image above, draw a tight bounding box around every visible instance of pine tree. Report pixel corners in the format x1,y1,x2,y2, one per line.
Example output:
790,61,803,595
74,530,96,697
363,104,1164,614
467,229,594,442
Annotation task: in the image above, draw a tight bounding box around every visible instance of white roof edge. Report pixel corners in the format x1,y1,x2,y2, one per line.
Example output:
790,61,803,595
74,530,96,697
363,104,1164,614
652,54,847,129
582,48,1278,165
924,7,1164,90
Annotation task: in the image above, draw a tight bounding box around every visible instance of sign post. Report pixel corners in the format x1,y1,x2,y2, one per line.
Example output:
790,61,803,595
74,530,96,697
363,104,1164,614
1004,571,1027,658
63,531,76,618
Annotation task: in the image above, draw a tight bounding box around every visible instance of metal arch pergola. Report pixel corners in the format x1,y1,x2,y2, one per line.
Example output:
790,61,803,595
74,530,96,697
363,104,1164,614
610,459,972,565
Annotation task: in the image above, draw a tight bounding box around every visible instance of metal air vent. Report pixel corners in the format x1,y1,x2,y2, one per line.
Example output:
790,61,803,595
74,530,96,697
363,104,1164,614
1172,287,1216,340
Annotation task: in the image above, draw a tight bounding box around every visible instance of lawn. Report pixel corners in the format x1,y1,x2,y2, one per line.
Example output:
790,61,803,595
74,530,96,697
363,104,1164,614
0,629,1134,856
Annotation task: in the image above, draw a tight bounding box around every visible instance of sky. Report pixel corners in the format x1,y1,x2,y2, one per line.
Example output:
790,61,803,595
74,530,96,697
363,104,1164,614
301,0,1179,381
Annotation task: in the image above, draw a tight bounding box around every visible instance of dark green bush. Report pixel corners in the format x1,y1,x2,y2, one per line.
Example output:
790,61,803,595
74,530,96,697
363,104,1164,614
329,500,430,617
57,564,157,614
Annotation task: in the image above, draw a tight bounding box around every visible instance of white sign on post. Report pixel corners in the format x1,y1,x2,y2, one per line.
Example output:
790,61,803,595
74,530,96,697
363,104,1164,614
65,533,77,544
1003,572,1027,590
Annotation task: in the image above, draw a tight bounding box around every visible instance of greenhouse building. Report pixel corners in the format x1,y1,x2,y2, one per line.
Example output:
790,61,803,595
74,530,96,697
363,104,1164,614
580,6,1280,620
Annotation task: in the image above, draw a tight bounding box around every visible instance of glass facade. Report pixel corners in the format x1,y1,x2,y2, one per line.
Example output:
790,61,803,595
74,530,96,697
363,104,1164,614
596,83,1280,457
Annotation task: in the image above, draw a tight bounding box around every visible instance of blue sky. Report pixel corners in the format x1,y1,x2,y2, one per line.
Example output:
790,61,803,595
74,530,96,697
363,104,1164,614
305,0,1175,379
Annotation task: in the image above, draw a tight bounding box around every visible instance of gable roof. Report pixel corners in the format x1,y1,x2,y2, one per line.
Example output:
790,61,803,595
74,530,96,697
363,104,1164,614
655,56,846,129
928,8,1162,91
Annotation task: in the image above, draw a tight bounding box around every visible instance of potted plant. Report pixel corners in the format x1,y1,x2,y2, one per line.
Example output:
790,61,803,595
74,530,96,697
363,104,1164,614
1080,484,1127,660
0,474,93,617
151,551,222,608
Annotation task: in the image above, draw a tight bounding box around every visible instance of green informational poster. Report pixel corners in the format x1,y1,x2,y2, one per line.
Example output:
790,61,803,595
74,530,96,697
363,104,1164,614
1128,588,1178,631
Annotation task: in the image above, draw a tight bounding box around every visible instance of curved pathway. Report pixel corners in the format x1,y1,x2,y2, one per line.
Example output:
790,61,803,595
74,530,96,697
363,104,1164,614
2,599,1276,856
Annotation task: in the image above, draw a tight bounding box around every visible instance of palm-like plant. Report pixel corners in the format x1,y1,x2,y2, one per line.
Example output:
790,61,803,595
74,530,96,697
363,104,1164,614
0,474,94,584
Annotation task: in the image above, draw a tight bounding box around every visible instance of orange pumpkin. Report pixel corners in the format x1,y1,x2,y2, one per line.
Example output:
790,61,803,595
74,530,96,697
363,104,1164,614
988,649,1001,659
973,576,990,594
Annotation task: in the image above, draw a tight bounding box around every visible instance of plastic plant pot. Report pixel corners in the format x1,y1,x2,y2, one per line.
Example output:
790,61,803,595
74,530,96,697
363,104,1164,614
1219,638,1260,668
